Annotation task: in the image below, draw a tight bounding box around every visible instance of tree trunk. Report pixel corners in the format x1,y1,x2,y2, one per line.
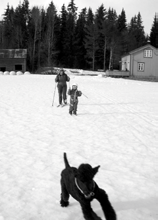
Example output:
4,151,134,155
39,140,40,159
47,18,55,67
48,38,51,66
92,39,95,71
109,47,113,70
103,38,107,71
37,18,41,70
32,7,41,71
32,27,37,71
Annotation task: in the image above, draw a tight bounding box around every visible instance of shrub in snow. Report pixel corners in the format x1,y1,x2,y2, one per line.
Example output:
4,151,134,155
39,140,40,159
16,71,23,75
0,71,3,75
24,71,31,75
98,73,106,77
10,71,16,75
80,69,84,74
4,71,9,75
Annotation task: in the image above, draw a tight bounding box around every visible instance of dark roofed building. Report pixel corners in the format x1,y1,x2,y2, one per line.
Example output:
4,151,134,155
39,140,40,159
0,49,27,72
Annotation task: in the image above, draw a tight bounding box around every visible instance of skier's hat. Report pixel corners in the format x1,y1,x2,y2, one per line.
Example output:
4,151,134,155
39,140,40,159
72,83,78,88
59,68,64,74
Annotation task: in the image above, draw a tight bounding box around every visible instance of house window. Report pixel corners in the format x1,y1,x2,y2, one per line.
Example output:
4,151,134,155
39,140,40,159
0,67,6,71
138,62,145,71
144,49,152,58
0,53,4,58
15,65,22,71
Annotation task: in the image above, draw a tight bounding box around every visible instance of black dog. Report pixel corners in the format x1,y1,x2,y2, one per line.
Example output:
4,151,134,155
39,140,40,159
60,152,117,220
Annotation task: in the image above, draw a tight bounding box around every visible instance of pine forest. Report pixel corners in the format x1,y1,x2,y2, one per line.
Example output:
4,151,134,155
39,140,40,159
0,0,158,72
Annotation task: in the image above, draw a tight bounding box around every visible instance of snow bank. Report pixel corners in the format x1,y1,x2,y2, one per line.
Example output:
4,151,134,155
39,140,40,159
3,71,9,75
10,71,16,75
16,71,23,75
24,71,31,75
0,75,157,220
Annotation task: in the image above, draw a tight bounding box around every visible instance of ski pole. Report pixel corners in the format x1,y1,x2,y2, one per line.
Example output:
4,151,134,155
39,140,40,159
82,93,88,99
52,83,57,106
69,81,71,89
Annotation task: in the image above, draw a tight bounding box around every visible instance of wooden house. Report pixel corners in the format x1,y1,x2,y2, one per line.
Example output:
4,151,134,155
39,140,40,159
121,44,158,78
0,49,27,72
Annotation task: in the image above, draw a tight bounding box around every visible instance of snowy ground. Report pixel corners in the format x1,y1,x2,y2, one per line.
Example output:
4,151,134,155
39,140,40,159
0,74,158,220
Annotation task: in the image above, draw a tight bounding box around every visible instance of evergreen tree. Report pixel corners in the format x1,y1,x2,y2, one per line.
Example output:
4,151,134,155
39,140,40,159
95,4,106,70
0,0,149,71
14,3,23,48
67,0,78,15
84,8,99,70
127,16,138,51
0,20,4,49
116,9,128,63
39,8,48,66
136,12,146,46
150,13,158,48
101,18,108,70
128,12,146,51
106,8,119,69
117,8,127,32
59,4,68,66
3,4,15,48
13,0,30,48
45,1,57,66
53,13,62,66
74,8,87,68
30,6,41,71
64,0,78,67
86,7,93,26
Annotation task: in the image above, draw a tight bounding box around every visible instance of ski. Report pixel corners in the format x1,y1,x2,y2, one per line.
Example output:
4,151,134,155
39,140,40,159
57,104,68,107
62,103,69,107
61,104,67,107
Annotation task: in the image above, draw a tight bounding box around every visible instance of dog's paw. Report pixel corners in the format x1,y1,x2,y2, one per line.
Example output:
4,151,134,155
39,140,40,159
60,200,69,207
91,213,102,220
94,216,102,220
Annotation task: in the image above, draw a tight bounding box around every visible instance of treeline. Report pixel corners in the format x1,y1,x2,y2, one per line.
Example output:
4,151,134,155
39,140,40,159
0,0,157,72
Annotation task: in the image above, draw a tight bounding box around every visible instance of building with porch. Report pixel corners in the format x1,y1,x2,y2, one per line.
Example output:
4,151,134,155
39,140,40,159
121,44,158,78
0,49,27,72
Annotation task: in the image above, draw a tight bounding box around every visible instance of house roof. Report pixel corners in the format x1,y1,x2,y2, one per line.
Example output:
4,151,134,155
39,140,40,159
129,44,157,55
0,49,27,58
121,53,130,58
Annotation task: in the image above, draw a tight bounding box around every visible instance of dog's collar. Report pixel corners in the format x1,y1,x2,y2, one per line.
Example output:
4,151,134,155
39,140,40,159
75,178,95,199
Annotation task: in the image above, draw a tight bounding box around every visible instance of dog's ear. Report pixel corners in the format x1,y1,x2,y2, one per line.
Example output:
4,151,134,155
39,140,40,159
93,165,100,175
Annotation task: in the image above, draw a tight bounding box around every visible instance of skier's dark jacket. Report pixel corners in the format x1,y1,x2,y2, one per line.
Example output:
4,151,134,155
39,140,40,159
55,73,70,86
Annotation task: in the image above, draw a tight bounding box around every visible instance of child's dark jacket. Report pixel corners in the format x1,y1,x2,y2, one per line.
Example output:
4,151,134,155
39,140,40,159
68,89,82,103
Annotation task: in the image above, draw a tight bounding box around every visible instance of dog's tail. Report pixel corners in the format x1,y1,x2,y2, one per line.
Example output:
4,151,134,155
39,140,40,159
64,152,70,168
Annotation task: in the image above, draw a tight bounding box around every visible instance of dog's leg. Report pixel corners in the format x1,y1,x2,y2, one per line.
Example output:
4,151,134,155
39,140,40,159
95,188,117,220
80,202,102,220
60,178,70,207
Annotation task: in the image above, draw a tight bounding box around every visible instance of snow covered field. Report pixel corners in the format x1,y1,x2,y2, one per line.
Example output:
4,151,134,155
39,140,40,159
0,74,158,220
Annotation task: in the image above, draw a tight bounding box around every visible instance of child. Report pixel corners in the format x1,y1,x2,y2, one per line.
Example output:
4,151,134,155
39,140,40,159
68,83,82,115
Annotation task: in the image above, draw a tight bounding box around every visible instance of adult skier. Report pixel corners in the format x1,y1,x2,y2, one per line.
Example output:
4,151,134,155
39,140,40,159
55,68,70,106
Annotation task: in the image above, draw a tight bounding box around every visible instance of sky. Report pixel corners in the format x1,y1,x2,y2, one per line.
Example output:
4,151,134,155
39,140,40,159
0,0,157,35
0,72,158,220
